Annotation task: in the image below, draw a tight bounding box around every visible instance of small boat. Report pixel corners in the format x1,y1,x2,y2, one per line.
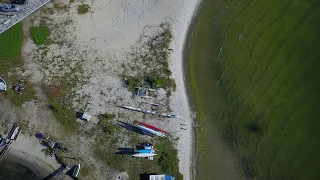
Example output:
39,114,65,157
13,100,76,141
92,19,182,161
136,149,152,153
137,121,167,133
137,125,166,138
132,153,157,158
120,106,182,118
0,77,6,91
7,125,21,140
72,164,81,178
134,87,155,99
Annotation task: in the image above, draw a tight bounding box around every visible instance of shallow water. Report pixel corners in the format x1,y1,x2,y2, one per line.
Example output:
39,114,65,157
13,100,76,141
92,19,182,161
189,0,320,179
0,160,40,180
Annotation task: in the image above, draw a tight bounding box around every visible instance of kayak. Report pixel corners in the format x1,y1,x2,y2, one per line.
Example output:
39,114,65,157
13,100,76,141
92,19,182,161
137,121,167,133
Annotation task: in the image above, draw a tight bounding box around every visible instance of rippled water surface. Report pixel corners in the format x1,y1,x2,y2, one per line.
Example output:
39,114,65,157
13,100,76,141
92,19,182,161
190,0,320,179
0,160,40,180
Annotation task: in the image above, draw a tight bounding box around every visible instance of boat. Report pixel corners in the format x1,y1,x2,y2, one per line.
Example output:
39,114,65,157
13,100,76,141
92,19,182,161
137,121,167,133
136,149,152,153
132,153,157,158
134,87,155,99
136,125,166,138
0,77,6,91
7,125,21,140
72,164,81,178
120,106,182,118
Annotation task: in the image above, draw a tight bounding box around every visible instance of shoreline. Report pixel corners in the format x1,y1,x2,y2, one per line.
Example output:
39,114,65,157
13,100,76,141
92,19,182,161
168,0,203,179
182,0,205,179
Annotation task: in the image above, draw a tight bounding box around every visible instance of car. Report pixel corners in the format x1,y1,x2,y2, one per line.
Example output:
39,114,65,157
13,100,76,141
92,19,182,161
10,0,27,5
0,4,20,13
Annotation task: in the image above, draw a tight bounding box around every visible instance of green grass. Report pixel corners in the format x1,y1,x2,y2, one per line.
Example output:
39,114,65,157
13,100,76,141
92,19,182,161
94,130,182,179
43,81,79,134
0,23,23,61
0,23,37,106
30,25,50,46
77,4,90,14
189,0,320,179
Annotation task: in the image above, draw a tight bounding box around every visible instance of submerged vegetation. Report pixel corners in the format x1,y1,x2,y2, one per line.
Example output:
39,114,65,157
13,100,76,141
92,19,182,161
190,0,320,179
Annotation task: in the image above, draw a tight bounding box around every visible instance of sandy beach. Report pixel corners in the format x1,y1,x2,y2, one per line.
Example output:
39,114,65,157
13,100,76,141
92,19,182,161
0,0,202,179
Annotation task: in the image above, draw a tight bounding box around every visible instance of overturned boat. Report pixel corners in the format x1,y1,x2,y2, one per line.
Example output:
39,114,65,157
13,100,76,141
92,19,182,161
119,106,182,118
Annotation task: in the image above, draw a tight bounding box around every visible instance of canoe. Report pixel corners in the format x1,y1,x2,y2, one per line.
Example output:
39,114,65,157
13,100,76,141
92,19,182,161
137,121,167,133
72,164,80,177
136,125,166,138
132,153,157,157
136,149,152,153
120,106,182,118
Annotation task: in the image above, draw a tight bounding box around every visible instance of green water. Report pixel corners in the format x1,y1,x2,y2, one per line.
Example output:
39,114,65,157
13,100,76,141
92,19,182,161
189,0,320,179
0,160,40,180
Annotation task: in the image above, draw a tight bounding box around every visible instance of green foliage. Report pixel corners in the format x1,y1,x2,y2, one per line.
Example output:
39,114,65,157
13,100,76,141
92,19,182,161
156,139,183,180
77,4,90,14
121,75,142,91
30,25,50,46
48,103,78,133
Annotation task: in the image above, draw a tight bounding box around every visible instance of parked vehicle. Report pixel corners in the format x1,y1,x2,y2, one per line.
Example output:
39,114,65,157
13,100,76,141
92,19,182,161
0,4,20,13
10,0,27,5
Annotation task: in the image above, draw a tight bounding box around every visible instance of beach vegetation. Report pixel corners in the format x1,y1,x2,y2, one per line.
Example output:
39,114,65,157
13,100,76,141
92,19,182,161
44,82,78,134
77,4,90,14
30,25,51,46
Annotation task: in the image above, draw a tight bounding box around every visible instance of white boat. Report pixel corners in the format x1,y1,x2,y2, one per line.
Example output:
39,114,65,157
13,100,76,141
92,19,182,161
0,77,6,91
120,106,182,118
137,125,166,138
132,153,157,158
72,164,80,178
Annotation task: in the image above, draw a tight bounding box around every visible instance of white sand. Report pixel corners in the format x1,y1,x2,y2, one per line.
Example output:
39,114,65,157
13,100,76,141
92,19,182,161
17,0,202,179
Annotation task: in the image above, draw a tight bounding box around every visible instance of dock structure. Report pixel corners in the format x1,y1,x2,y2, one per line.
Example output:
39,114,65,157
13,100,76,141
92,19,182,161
0,0,50,35
0,123,21,161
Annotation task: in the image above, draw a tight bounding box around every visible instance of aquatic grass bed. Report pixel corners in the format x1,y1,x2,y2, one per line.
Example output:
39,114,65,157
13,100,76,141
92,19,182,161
189,0,320,179
29,25,50,46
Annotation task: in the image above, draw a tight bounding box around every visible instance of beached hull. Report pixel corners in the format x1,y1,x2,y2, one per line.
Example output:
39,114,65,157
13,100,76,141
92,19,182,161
120,106,182,118
72,164,80,177
136,149,152,153
132,153,156,157
137,125,166,138
137,121,167,133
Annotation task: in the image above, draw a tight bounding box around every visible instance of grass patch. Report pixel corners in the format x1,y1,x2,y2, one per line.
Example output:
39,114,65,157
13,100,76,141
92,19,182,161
77,4,90,14
0,23,23,61
122,75,175,91
98,113,116,135
43,82,78,134
0,23,36,106
30,25,50,46
94,130,182,179
122,23,175,91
